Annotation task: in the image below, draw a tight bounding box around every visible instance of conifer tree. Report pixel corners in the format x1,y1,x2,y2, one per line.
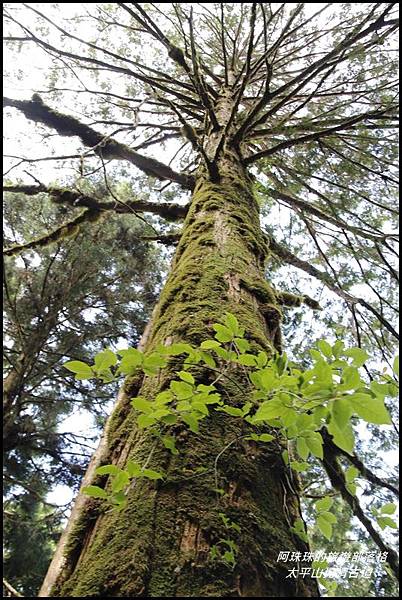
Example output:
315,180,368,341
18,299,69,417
3,4,398,597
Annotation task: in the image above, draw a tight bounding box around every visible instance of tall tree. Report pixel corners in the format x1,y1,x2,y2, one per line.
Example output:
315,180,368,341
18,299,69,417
3,3,398,597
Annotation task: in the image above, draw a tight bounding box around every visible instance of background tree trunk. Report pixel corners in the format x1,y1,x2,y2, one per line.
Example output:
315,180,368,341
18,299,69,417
41,155,319,597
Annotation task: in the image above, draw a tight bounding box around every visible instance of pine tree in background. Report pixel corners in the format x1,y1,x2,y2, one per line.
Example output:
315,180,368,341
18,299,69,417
3,191,164,596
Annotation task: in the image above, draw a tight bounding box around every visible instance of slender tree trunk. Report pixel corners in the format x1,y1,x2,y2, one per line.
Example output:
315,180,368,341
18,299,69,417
41,152,319,597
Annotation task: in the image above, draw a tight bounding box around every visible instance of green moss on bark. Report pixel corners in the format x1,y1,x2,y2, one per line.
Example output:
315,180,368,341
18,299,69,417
51,157,318,598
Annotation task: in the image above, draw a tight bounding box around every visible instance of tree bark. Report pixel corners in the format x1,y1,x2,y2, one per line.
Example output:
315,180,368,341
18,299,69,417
40,153,319,597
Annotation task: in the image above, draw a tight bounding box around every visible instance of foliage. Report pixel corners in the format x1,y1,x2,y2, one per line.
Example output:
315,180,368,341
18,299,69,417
3,193,164,595
67,312,398,588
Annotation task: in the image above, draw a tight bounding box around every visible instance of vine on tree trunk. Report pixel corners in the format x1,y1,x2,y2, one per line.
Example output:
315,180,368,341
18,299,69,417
64,312,399,587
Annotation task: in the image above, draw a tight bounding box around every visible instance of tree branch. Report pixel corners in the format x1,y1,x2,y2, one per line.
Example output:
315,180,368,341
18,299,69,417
267,233,399,340
335,445,399,497
322,432,399,579
3,579,23,597
264,186,397,244
245,107,398,163
3,209,99,257
3,184,188,221
3,95,195,189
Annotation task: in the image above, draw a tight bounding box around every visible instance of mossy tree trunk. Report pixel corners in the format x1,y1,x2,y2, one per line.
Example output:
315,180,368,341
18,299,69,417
40,150,319,597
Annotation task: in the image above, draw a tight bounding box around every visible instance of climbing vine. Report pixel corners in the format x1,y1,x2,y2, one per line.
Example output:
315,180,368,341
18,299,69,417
64,313,398,587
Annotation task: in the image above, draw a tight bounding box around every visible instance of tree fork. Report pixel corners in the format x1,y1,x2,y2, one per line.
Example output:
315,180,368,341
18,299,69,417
40,154,319,597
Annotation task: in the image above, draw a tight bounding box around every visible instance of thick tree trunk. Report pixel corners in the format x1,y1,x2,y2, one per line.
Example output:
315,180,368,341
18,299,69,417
41,155,319,597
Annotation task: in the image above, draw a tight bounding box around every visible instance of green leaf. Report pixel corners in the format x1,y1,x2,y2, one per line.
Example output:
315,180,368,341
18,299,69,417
131,397,154,414
293,517,306,532
258,433,274,442
137,414,156,429
380,503,396,515
315,496,333,512
234,338,250,353
291,518,308,542
162,436,178,455
242,402,252,416
178,370,195,385
377,516,397,530
94,349,117,372
223,312,239,335
111,491,127,507
197,384,216,393
370,381,389,399
200,340,221,350
349,393,392,425
331,398,353,430
393,356,399,378
218,405,244,417
327,418,355,454
295,413,315,433
345,466,359,483
310,349,322,362
112,470,129,493
281,407,298,428
199,351,216,368
152,408,171,420
98,368,115,383
182,413,199,433
203,393,221,405
305,432,323,459
259,369,278,391
143,353,167,374
276,353,288,376
170,380,194,399
82,485,107,499
126,461,142,477
142,469,164,480
176,400,192,412
332,340,344,358
317,515,333,540
256,351,268,368
253,399,283,421
319,511,337,524
297,436,309,460
313,360,333,385
95,464,121,476
238,354,257,366
290,461,310,472
344,347,369,367
161,414,178,425
317,340,332,358
338,366,361,391
312,406,328,426
222,550,236,567
64,360,93,379
192,401,209,415
161,343,193,356
118,348,143,374
212,323,233,343
155,390,173,405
